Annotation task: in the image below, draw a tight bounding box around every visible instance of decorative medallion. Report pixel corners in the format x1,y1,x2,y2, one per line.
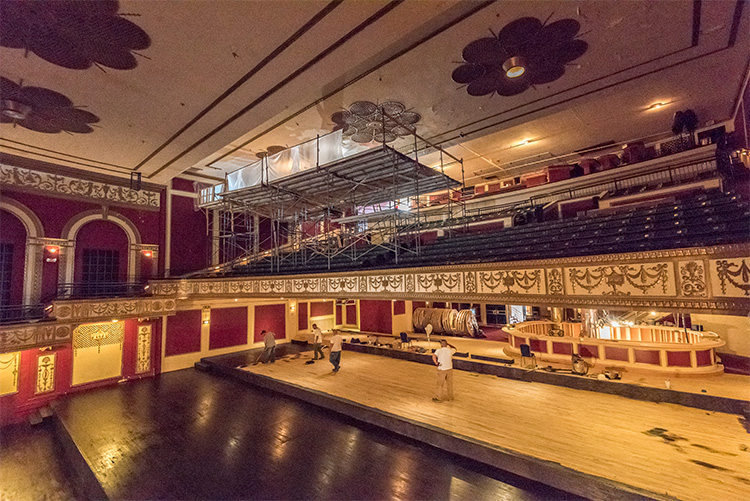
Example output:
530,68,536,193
452,17,587,97
679,261,706,297
0,0,151,70
0,77,99,133
331,101,421,143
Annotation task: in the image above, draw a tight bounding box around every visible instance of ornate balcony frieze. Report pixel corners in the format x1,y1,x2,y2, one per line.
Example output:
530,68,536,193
52,297,177,323
149,244,750,315
0,323,72,354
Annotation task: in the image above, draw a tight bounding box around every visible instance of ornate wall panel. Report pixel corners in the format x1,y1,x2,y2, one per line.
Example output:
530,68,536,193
136,325,152,374
0,352,20,396
148,245,750,315
711,258,750,297
0,164,160,209
0,324,72,354
72,322,124,386
35,353,56,394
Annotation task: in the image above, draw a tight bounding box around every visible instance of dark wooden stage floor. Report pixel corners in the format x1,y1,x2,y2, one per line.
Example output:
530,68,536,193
49,362,577,500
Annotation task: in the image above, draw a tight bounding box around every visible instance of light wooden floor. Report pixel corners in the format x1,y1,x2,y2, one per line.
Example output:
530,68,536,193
244,351,750,501
338,333,750,401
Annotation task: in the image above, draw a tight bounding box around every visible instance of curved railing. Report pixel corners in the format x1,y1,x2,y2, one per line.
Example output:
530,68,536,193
505,321,725,374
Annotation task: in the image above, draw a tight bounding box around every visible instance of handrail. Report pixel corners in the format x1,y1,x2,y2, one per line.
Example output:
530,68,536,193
56,282,149,299
0,304,47,324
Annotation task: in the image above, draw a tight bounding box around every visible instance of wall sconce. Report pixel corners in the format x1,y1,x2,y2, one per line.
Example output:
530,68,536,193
45,245,59,263
202,320,210,325
290,303,296,312
142,250,153,258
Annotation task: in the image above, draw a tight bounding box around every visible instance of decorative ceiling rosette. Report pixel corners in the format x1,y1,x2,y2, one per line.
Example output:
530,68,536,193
452,17,588,97
0,77,99,134
331,101,421,144
0,0,150,70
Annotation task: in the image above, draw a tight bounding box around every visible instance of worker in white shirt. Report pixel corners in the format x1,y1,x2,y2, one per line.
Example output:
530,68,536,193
432,339,457,402
262,330,276,363
312,323,324,360
329,331,343,373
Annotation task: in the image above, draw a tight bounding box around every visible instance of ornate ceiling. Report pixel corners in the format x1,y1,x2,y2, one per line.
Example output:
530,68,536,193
0,0,747,186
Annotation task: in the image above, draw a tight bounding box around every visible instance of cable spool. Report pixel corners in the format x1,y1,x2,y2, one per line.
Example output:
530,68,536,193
412,307,479,337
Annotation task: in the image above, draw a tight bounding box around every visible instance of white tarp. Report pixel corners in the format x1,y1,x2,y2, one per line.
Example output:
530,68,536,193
226,130,373,192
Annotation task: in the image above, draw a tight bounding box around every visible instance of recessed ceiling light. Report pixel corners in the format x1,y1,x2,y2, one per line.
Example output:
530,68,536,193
646,101,670,111
516,138,535,146
503,56,526,78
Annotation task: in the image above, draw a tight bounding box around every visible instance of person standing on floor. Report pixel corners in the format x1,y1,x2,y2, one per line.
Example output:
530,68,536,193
262,330,276,363
329,331,343,373
432,339,457,402
312,323,324,360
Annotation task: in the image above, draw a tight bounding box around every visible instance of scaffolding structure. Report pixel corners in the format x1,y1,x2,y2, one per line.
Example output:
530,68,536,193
198,108,465,274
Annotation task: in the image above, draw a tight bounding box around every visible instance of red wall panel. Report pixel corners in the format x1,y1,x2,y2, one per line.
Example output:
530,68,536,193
165,309,201,356
346,304,357,325
359,300,392,334
310,301,333,317
412,301,426,309
393,301,405,315
169,194,208,275
336,304,343,324
0,210,26,305
254,304,286,342
209,306,248,349
298,302,308,330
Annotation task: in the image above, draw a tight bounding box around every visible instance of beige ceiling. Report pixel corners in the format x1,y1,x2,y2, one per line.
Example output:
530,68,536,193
1,0,748,187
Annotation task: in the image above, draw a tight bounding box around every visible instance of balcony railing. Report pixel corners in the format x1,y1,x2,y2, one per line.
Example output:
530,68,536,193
56,282,150,299
0,304,47,324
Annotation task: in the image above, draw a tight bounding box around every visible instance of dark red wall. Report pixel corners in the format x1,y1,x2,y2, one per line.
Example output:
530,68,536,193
359,300,392,334
254,304,286,342
336,304,343,324
169,193,208,276
74,220,130,282
310,301,333,317
1,189,162,244
165,309,202,356
0,210,26,305
298,302,308,330
393,300,405,315
346,304,357,325
209,307,248,349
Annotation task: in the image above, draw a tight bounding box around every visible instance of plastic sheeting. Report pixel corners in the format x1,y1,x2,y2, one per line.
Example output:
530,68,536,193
225,130,371,192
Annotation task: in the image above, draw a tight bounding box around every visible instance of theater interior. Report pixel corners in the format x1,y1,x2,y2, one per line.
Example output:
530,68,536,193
1,1,749,499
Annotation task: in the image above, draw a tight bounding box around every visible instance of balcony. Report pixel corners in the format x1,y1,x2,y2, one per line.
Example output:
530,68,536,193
55,282,150,300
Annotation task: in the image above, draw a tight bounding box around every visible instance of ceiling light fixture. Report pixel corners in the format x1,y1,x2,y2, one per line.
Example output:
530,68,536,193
1,99,31,120
646,101,670,111
503,56,526,78
516,138,534,147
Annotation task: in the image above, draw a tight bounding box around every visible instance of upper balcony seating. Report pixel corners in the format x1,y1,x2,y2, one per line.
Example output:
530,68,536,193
223,189,748,277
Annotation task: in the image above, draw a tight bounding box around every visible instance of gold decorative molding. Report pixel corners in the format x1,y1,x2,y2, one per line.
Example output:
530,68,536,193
149,245,750,315
0,323,72,354
0,164,160,209
52,297,177,323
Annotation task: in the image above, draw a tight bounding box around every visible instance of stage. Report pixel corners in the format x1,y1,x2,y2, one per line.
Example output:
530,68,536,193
201,347,750,501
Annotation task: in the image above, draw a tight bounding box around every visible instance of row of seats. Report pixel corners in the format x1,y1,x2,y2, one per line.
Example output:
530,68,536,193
221,188,747,277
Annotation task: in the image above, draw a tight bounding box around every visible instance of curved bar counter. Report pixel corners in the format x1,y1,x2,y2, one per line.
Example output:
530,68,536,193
504,321,725,375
